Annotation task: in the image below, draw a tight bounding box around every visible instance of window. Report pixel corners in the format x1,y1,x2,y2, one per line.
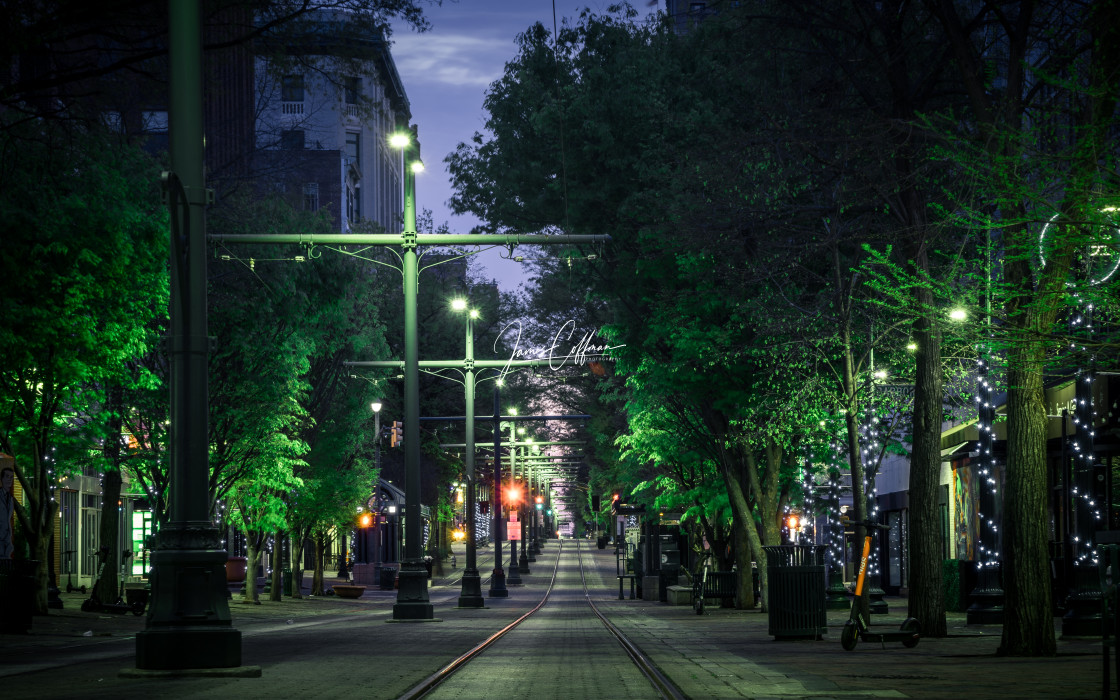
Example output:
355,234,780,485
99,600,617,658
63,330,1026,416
303,182,319,211
281,75,304,102
142,110,168,133
281,129,305,150
345,131,360,169
344,76,360,104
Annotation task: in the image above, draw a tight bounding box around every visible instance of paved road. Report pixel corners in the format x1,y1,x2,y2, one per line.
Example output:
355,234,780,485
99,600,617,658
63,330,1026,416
0,540,1105,699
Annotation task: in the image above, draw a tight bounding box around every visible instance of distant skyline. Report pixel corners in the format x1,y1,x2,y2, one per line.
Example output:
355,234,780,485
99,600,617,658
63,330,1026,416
390,0,661,291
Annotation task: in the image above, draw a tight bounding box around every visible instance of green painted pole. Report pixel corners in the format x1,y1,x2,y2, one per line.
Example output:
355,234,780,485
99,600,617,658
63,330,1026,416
490,386,507,596
135,0,244,671
393,127,433,620
458,311,484,607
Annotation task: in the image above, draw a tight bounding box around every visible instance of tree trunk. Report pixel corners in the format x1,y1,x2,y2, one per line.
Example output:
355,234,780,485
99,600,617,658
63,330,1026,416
311,531,325,596
242,540,261,604
731,513,757,608
269,532,283,601
720,458,767,611
1000,345,1056,655
93,468,122,605
838,282,869,621
32,533,50,614
290,531,305,599
907,281,948,636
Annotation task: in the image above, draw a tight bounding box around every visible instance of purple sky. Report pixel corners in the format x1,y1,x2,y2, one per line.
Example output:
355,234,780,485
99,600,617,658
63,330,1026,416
391,0,660,291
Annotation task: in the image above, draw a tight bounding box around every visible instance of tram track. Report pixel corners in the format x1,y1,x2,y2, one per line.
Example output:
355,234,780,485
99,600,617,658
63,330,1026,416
398,539,686,700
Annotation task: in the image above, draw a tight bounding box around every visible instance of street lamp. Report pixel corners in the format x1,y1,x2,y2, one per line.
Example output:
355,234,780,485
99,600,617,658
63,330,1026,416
370,399,383,581
452,298,485,608
505,412,524,585
387,125,433,620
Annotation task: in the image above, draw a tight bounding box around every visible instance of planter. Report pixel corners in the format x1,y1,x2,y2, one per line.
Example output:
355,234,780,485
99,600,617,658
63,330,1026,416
225,556,248,584
332,585,366,599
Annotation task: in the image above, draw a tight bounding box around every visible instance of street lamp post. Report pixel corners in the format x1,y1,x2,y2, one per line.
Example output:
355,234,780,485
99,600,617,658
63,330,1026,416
489,385,508,596
452,300,485,608
134,0,242,671
370,400,382,583
522,440,536,565
506,416,524,584
389,126,434,621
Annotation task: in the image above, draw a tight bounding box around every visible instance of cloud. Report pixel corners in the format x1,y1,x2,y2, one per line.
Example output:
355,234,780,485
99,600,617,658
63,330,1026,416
392,33,511,88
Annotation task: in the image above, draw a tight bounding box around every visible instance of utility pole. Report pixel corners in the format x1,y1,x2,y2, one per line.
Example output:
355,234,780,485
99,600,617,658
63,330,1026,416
216,162,608,619
133,0,245,672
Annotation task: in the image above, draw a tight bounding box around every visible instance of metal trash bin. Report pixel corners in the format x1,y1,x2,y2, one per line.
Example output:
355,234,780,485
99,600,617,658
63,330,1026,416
379,566,397,590
762,545,827,640
281,568,293,596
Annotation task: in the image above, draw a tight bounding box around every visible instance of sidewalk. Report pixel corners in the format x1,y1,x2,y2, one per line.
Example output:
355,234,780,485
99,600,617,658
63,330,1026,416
582,543,1102,700
0,541,1106,699
0,557,471,656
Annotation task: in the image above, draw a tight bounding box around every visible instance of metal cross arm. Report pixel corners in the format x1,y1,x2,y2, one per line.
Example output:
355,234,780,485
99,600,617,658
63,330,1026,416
208,232,611,247
343,359,595,371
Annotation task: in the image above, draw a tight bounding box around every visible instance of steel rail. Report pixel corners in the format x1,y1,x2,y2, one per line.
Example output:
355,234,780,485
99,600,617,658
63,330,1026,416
576,542,688,700
397,540,686,700
396,541,567,700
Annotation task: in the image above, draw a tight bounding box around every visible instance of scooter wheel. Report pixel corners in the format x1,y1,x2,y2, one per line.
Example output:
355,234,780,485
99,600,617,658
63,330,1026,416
80,585,87,594
131,602,146,616
900,617,920,648
841,620,858,651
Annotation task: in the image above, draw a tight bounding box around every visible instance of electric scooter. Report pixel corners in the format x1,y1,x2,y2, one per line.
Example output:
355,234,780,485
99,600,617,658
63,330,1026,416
840,519,920,651
63,549,86,594
80,547,144,615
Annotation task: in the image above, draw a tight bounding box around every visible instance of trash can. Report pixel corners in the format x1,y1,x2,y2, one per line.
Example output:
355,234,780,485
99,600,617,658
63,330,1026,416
659,563,680,603
281,568,293,596
379,566,397,590
762,545,827,640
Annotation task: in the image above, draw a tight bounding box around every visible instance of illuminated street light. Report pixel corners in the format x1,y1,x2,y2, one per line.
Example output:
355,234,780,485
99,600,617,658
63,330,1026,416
386,124,432,620
452,298,484,608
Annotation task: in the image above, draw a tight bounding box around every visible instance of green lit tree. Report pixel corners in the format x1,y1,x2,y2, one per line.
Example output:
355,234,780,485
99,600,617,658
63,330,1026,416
0,123,168,613
923,0,1120,656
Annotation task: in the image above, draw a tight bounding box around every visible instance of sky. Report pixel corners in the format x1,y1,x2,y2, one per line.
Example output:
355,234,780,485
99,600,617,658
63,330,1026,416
390,0,661,291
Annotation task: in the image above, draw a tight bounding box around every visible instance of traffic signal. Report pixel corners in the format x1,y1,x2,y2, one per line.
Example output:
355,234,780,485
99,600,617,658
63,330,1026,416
535,495,543,511
592,494,601,512
390,421,403,447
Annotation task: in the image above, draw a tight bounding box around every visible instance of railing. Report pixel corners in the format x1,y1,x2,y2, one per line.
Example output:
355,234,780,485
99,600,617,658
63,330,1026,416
282,101,304,115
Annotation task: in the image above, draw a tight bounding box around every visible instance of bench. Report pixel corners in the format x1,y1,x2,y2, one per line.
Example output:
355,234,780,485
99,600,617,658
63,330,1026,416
618,574,636,600
692,570,738,614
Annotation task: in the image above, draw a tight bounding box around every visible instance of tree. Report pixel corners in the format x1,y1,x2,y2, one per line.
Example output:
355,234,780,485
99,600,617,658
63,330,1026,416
925,0,1120,656
0,122,168,613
